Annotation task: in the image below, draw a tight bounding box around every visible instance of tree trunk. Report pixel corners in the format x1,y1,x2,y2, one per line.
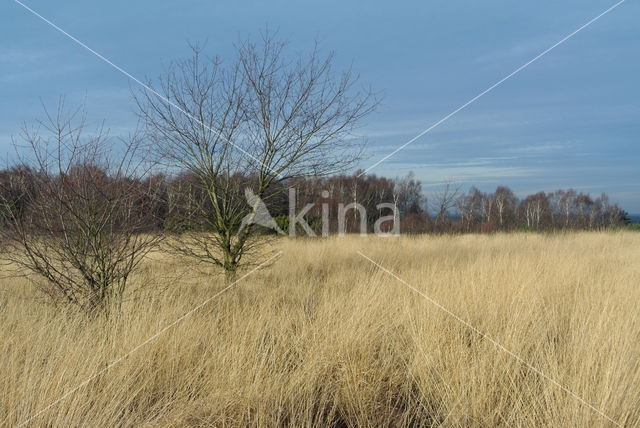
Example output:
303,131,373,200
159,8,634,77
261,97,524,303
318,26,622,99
222,244,237,284
224,264,237,284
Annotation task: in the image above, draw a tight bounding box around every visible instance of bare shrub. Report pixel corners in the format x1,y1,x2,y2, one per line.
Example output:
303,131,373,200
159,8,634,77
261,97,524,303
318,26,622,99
0,99,162,315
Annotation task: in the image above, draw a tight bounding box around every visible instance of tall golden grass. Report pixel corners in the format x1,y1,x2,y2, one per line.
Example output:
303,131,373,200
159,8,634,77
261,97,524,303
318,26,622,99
1,232,639,427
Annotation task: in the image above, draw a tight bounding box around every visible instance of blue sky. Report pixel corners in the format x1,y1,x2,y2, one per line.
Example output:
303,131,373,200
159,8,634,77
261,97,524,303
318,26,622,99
1,1,639,211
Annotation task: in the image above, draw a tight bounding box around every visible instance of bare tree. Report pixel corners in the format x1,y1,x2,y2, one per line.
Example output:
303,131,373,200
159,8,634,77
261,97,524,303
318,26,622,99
574,193,593,229
456,186,483,232
559,189,577,228
494,186,518,230
430,180,462,228
520,192,550,230
393,171,423,217
0,99,162,316
135,32,376,280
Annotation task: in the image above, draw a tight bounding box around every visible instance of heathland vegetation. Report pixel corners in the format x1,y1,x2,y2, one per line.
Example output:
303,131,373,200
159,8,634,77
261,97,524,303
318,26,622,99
1,234,639,426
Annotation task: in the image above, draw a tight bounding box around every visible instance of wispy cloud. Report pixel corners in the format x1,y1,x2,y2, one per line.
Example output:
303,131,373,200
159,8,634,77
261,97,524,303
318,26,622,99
0,47,53,64
378,164,538,183
474,37,550,66
506,141,575,155
0,47,87,83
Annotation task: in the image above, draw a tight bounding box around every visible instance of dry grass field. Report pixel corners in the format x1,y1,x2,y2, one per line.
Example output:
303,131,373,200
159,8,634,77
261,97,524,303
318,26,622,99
1,232,639,427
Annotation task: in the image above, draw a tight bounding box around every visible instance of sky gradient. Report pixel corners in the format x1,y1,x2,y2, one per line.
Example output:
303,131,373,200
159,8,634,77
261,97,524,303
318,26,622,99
1,1,638,211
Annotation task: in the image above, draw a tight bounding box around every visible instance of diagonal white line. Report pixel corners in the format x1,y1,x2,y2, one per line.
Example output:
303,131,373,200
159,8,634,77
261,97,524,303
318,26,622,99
5,251,282,428
356,250,622,427
358,0,626,177
10,0,284,180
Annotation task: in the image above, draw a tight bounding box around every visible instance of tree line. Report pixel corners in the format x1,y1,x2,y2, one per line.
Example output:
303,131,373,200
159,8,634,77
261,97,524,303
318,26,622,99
2,165,628,237
264,175,629,234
